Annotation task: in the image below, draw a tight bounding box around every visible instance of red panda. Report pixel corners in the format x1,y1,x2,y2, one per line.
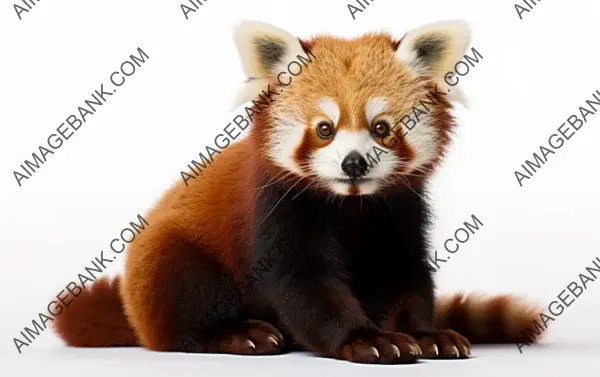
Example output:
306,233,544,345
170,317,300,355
52,20,542,364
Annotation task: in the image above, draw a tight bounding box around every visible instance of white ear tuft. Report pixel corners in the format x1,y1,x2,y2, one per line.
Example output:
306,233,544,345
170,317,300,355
396,20,471,104
231,78,270,110
232,20,306,108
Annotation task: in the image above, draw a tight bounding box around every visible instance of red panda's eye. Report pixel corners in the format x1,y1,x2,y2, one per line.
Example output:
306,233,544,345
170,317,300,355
372,120,390,138
317,121,334,139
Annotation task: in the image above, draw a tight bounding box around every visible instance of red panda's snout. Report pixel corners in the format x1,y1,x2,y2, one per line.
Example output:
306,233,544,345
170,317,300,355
340,151,368,179
308,127,402,196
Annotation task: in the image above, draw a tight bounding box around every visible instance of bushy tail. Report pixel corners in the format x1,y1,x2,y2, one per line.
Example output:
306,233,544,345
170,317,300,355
52,276,138,347
435,293,543,344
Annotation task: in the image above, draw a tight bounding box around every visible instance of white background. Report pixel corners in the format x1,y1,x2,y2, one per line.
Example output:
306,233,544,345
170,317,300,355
1,0,599,375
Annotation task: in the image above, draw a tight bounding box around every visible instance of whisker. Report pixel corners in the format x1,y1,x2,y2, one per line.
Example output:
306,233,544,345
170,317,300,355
292,179,315,200
255,170,287,191
380,195,393,212
338,195,346,210
396,175,426,201
259,176,305,226
255,171,295,201
326,192,334,205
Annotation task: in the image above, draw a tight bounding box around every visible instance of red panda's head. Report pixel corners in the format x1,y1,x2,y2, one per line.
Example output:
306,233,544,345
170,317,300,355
234,20,471,197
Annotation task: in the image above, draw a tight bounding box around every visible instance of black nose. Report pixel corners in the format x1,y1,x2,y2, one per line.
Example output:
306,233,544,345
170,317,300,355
341,151,368,178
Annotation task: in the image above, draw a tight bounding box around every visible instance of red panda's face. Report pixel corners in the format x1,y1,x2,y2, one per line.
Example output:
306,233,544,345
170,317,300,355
234,21,471,196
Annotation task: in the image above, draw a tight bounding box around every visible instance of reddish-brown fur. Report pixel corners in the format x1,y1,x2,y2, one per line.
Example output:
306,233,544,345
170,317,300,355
120,139,259,350
53,277,137,347
53,28,543,358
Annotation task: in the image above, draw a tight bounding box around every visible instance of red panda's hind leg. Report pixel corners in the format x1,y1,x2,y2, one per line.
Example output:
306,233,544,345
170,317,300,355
121,224,286,355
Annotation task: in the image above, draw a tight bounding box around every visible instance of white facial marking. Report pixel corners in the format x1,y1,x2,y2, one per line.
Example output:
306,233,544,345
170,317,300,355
365,97,388,125
317,98,340,125
267,112,306,175
400,113,438,172
266,96,441,196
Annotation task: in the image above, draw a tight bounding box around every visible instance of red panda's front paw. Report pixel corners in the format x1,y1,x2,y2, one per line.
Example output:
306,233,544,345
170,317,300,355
415,329,471,359
196,319,286,355
337,331,422,364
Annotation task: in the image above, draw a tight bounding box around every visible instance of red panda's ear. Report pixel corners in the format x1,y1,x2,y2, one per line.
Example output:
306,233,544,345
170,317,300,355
232,20,307,107
396,20,471,104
